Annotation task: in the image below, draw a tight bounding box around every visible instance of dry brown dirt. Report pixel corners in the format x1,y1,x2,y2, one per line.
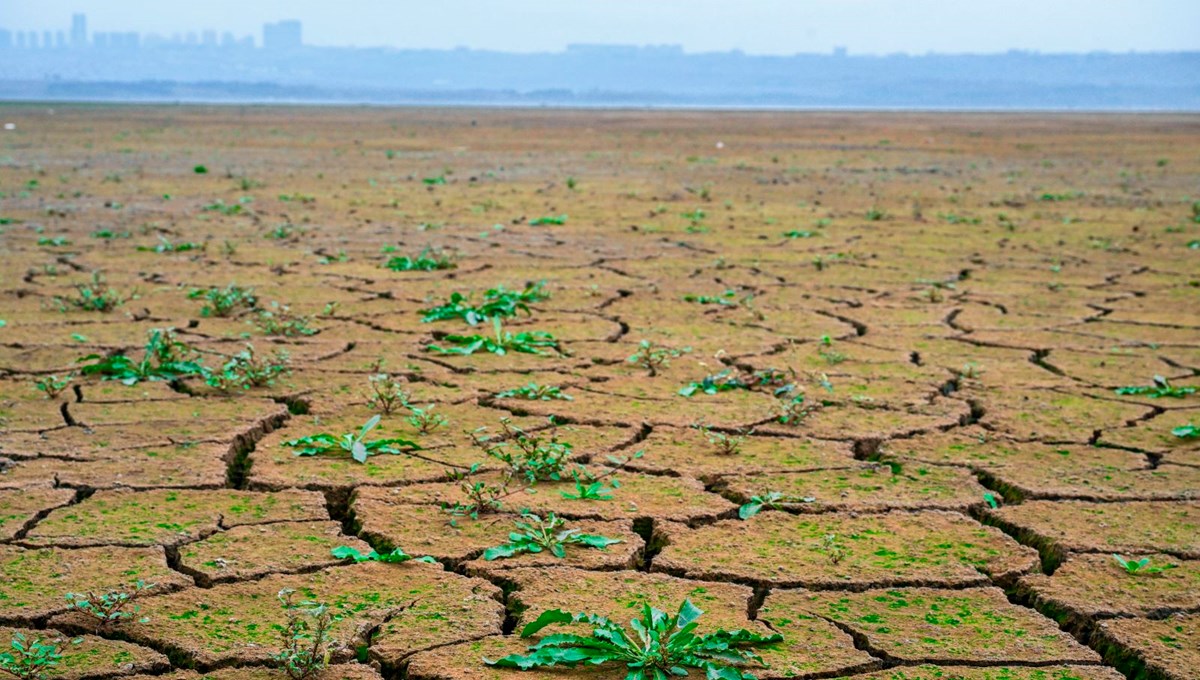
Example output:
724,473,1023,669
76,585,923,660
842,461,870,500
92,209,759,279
0,105,1198,679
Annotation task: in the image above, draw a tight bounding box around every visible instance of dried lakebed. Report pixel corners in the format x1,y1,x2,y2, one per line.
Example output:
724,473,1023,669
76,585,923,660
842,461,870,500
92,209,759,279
0,106,1197,679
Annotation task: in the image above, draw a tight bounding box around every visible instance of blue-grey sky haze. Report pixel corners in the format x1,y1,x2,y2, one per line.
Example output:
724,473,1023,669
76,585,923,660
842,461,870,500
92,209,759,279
2,1,1197,55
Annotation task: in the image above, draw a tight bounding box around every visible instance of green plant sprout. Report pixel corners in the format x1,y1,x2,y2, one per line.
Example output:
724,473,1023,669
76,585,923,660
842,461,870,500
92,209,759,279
776,394,817,425
0,633,66,680
679,370,749,397
78,328,205,385
483,512,621,561
384,247,456,272
698,425,747,456
32,374,73,399
272,589,339,680
442,466,515,521
64,581,154,628
529,214,568,226
738,492,816,519
366,373,410,415
819,534,846,564
1173,423,1199,439
1115,376,1196,399
682,289,738,305
560,470,617,501
54,272,127,312
426,318,561,356
1112,554,1177,575
783,229,818,239
405,403,447,434
420,281,548,325
496,383,573,401
471,418,573,482
187,284,257,317
283,415,420,464
137,236,202,253
330,546,435,564
628,340,691,377
485,599,782,679
205,345,290,391
254,303,318,337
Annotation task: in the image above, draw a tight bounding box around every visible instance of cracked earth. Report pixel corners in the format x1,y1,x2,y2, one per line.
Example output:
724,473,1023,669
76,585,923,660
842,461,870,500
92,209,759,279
0,107,1197,679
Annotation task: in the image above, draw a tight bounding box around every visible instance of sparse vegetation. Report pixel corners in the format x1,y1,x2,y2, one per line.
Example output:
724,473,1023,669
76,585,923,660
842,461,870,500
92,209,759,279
64,580,154,628
78,328,204,385
384,247,456,272
471,418,573,482
420,281,548,325
55,272,127,312
495,383,573,401
482,512,621,560
366,373,410,414
187,284,257,317
1115,376,1196,399
272,589,338,680
204,345,291,391
0,633,65,680
283,415,420,464
426,318,561,356
628,340,690,377
485,599,782,678
32,374,73,399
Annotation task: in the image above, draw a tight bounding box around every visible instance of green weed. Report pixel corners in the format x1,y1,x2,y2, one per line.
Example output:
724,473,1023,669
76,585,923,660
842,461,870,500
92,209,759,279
426,318,561,356
485,599,781,678
627,340,690,377
1115,376,1196,399
283,415,420,464
1112,554,1177,575
187,284,257,317
64,581,154,628
78,328,204,385
420,281,548,325
483,512,620,560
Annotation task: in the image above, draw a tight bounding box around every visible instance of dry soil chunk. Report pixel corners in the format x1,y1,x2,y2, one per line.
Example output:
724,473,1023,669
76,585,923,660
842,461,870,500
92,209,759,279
778,587,1099,664
502,566,877,679
124,666,382,680
988,500,1200,561
24,488,328,547
719,461,987,513
1019,553,1200,625
350,500,641,570
0,545,191,621
57,561,502,668
828,665,1125,680
178,521,371,585
653,510,1038,588
974,387,1153,442
624,426,857,478
0,626,169,679
1092,614,1199,680
0,487,74,539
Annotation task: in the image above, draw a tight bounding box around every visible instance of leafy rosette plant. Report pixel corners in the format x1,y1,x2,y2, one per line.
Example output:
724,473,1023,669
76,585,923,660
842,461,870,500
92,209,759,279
482,513,621,561
283,415,420,464
485,599,781,679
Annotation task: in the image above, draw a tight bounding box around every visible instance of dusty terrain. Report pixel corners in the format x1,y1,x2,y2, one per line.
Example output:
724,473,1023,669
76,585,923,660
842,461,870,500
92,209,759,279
0,105,1198,679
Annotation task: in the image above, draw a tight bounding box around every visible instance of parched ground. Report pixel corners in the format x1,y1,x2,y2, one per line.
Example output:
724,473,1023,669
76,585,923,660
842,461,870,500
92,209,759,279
0,105,1198,679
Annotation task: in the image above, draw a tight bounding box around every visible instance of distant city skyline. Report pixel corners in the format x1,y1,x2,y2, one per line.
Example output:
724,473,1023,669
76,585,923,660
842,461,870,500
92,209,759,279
0,1,1197,55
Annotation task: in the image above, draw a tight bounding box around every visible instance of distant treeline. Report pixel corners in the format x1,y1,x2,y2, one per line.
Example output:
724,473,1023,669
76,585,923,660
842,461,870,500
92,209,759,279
2,48,1198,109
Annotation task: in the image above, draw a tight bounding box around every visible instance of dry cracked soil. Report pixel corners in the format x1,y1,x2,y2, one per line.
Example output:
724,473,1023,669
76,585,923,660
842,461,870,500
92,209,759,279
0,105,1197,679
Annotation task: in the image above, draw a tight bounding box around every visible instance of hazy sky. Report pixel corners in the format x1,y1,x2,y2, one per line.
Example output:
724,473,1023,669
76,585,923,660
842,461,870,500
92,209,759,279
2,1,1197,55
